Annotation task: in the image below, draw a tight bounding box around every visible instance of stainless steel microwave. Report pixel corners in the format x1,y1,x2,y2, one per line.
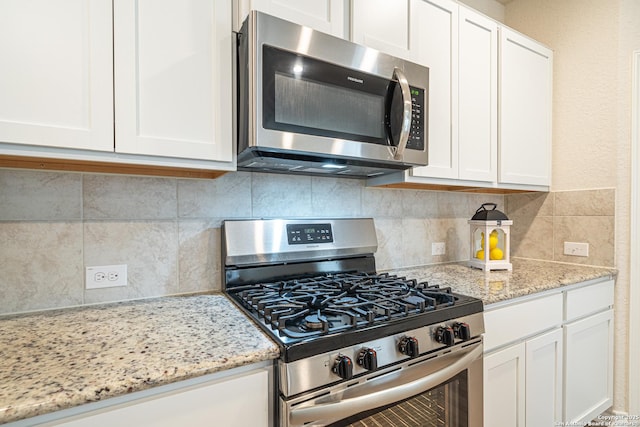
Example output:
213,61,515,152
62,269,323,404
235,11,429,178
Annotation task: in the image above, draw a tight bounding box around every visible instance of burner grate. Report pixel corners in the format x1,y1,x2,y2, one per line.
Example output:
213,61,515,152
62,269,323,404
232,272,457,339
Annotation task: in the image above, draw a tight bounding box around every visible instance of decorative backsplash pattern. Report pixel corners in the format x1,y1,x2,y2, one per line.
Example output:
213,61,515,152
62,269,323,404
0,169,615,315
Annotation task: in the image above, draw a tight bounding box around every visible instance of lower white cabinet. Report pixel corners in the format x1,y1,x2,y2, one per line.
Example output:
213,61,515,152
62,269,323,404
564,309,614,424
484,278,614,427
484,328,562,427
38,365,270,427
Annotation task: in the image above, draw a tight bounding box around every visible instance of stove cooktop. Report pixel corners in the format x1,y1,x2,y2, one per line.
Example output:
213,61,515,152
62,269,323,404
226,271,483,362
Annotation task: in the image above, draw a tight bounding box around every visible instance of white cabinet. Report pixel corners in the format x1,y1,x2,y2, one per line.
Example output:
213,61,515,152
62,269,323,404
353,0,459,180
0,0,114,152
38,366,270,427
234,0,348,38
563,281,615,425
458,7,498,182
484,279,614,427
114,0,232,162
0,0,234,175
499,27,552,187
484,293,563,427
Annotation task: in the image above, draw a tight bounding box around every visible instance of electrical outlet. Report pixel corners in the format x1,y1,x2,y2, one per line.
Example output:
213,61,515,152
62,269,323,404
563,242,589,257
432,242,446,256
86,265,127,289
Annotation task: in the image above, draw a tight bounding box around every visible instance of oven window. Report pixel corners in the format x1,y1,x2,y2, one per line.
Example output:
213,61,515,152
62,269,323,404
328,371,468,427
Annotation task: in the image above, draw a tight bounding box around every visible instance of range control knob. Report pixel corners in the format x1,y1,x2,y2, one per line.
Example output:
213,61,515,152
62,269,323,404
357,348,378,371
453,322,472,341
332,355,353,380
435,326,456,346
398,336,420,358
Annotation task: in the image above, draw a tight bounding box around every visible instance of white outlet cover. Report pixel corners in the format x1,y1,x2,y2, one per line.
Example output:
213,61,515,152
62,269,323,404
432,242,446,256
563,242,589,257
86,265,127,289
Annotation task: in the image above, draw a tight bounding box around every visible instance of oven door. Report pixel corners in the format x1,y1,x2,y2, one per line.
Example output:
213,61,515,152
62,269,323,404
281,340,482,427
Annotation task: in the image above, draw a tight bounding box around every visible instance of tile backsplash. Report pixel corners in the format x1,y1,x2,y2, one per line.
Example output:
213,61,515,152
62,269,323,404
0,169,500,315
0,169,615,315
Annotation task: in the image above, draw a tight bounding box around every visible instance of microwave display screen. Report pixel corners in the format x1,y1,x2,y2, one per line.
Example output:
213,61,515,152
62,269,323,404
274,73,384,139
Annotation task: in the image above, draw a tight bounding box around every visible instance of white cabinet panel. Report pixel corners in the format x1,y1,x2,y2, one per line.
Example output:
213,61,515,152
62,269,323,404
458,7,497,182
235,0,347,38
484,343,525,427
564,309,614,425
525,328,563,426
114,0,233,162
565,279,614,321
0,0,113,151
52,369,269,427
351,0,412,61
499,28,552,186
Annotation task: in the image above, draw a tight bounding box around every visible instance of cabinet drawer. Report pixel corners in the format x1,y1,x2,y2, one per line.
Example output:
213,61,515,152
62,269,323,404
484,293,562,352
565,279,614,321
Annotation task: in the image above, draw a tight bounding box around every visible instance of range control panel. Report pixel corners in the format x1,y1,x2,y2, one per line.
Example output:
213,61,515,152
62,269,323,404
287,223,333,245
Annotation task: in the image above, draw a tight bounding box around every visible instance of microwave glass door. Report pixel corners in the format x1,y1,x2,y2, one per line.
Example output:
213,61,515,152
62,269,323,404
262,45,425,151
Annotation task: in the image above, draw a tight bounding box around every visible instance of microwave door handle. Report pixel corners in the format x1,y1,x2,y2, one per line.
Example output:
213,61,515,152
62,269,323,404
392,67,412,160
288,344,482,427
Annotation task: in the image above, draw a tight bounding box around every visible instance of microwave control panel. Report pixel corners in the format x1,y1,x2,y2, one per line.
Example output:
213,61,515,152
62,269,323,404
407,86,425,151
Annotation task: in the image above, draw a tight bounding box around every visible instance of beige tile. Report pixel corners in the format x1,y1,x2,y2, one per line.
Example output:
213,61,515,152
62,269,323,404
0,170,81,220
83,221,179,304
311,177,362,217
373,218,404,270
436,191,472,218
251,172,312,218
178,172,252,219
510,216,554,260
432,218,470,262
362,187,405,218
554,216,615,266
554,189,615,216
0,222,83,314
178,220,222,293
83,175,177,220
401,190,440,219
401,218,432,267
505,192,553,220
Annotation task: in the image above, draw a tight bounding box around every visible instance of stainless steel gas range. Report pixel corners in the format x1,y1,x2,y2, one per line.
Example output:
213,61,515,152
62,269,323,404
222,218,484,427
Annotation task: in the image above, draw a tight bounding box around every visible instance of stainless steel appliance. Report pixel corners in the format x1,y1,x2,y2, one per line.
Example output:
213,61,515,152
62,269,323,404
235,12,429,178
222,218,484,427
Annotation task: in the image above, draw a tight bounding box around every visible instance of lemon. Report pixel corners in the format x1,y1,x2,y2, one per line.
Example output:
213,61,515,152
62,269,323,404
480,237,485,249
490,247,503,260
490,230,498,237
476,249,485,259
489,235,499,249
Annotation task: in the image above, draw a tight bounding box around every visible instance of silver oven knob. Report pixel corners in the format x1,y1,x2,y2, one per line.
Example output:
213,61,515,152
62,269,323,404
398,336,420,358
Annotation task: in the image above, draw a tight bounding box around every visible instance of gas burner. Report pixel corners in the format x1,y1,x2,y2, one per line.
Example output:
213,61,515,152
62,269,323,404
233,272,458,339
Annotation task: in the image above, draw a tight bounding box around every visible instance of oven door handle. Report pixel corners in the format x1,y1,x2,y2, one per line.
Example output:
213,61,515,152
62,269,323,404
289,344,482,427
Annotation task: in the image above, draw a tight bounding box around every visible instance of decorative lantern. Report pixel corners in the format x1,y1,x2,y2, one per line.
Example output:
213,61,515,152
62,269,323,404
468,203,512,271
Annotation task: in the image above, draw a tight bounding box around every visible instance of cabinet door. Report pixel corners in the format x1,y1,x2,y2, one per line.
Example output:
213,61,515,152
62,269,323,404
0,0,113,152
235,0,347,38
564,309,614,425
52,369,269,427
525,328,563,427
499,28,552,186
458,7,497,182
114,0,233,162
484,343,525,427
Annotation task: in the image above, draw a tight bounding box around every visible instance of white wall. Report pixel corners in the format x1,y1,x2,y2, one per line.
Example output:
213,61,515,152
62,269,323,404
504,0,640,414
458,0,505,22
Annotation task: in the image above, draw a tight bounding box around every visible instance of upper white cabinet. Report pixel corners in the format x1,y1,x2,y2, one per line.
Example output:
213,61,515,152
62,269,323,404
234,0,348,38
0,0,114,152
499,28,552,187
114,0,232,162
458,7,498,182
353,0,459,180
0,0,234,175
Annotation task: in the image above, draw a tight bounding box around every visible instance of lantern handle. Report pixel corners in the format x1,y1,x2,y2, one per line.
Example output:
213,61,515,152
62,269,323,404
476,203,498,214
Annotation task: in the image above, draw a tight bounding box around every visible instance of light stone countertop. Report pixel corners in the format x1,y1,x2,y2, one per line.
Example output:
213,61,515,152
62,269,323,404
0,294,280,425
386,258,617,307
0,258,617,425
